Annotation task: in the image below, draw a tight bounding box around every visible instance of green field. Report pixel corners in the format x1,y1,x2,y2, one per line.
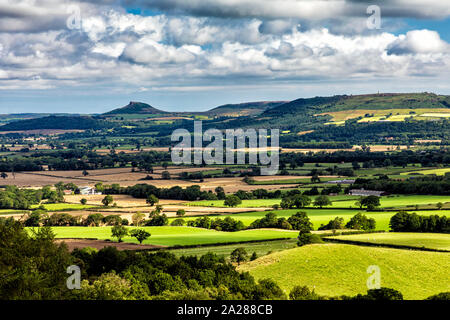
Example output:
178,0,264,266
187,199,282,208
168,239,298,259
177,209,450,231
48,226,298,246
0,209,28,215
238,243,450,299
250,177,337,185
186,195,450,209
31,203,96,211
401,168,450,176
335,195,450,209
327,232,450,251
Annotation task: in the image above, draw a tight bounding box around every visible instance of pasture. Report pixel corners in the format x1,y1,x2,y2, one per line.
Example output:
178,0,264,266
238,243,450,300
177,209,450,231
48,226,298,246
327,232,450,251
401,168,450,176
186,195,450,210
169,239,298,258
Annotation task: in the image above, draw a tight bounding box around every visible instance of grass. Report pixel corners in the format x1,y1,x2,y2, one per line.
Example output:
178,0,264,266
187,199,282,208
0,209,28,215
333,195,450,209
250,177,337,185
48,226,298,246
168,239,299,259
327,232,450,251
177,209,450,231
238,243,450,299
31,203,96,211
401,168,450,176
186,196,360,208
186,195,449,210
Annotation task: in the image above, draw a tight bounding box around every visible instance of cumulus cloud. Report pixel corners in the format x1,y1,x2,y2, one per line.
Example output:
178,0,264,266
0,0,449,96
387,29,450,55
130,0,450,20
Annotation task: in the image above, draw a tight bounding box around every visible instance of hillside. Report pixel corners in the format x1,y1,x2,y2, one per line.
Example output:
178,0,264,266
238,243,450,300
206,101,287,117
265,93,450,117
104,101,168,115
0,115,113,131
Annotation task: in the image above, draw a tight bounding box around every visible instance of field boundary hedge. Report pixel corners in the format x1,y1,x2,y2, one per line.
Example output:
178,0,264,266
322,237,450,253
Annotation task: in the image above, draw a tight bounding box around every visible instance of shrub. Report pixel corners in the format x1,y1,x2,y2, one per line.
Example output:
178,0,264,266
170,218,185,226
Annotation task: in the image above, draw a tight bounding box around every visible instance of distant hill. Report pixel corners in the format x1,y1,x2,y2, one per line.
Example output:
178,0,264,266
0,116,113,131
265,93,450,116
206,101,288,117
104,101,168,115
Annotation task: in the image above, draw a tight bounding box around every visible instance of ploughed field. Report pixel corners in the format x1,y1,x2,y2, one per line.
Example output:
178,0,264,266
238,243,450,300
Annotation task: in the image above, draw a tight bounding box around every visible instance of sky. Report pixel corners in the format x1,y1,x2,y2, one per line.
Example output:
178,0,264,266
0,0,449,114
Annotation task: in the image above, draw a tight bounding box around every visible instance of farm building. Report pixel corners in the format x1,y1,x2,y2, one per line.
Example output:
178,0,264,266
326,179,356,184
79,186,101,195
349,189,387,197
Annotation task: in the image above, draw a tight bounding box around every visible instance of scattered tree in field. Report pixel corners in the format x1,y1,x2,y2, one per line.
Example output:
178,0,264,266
287,211,313,232
230,248,248,265
132,212,146,226
345,212,376,230
250,252,258,261
130,229,151,244
146,194,159,206
80,198,87,205
170,218,185,226
318,217,345,230
215,187,226,200
224,195,242,207
82,170,89,177
86,213,104,226
176,209,186,217
437,202,443,210
313,195,332,208
95,182,104,193
297,231,323,247
1,172,7,179
360,196,381,210
111,225,128,242
102,195,113,207
145,213,168,226
311,174,321,183
161,171,171,180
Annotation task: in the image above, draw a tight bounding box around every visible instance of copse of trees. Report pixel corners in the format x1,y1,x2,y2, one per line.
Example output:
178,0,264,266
224,195,242,207
351,175,450,195
345,213,376,231
318,217,345,231
0,185,64,210
355,196,381,210
390,211,449,233
281,194,311,209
